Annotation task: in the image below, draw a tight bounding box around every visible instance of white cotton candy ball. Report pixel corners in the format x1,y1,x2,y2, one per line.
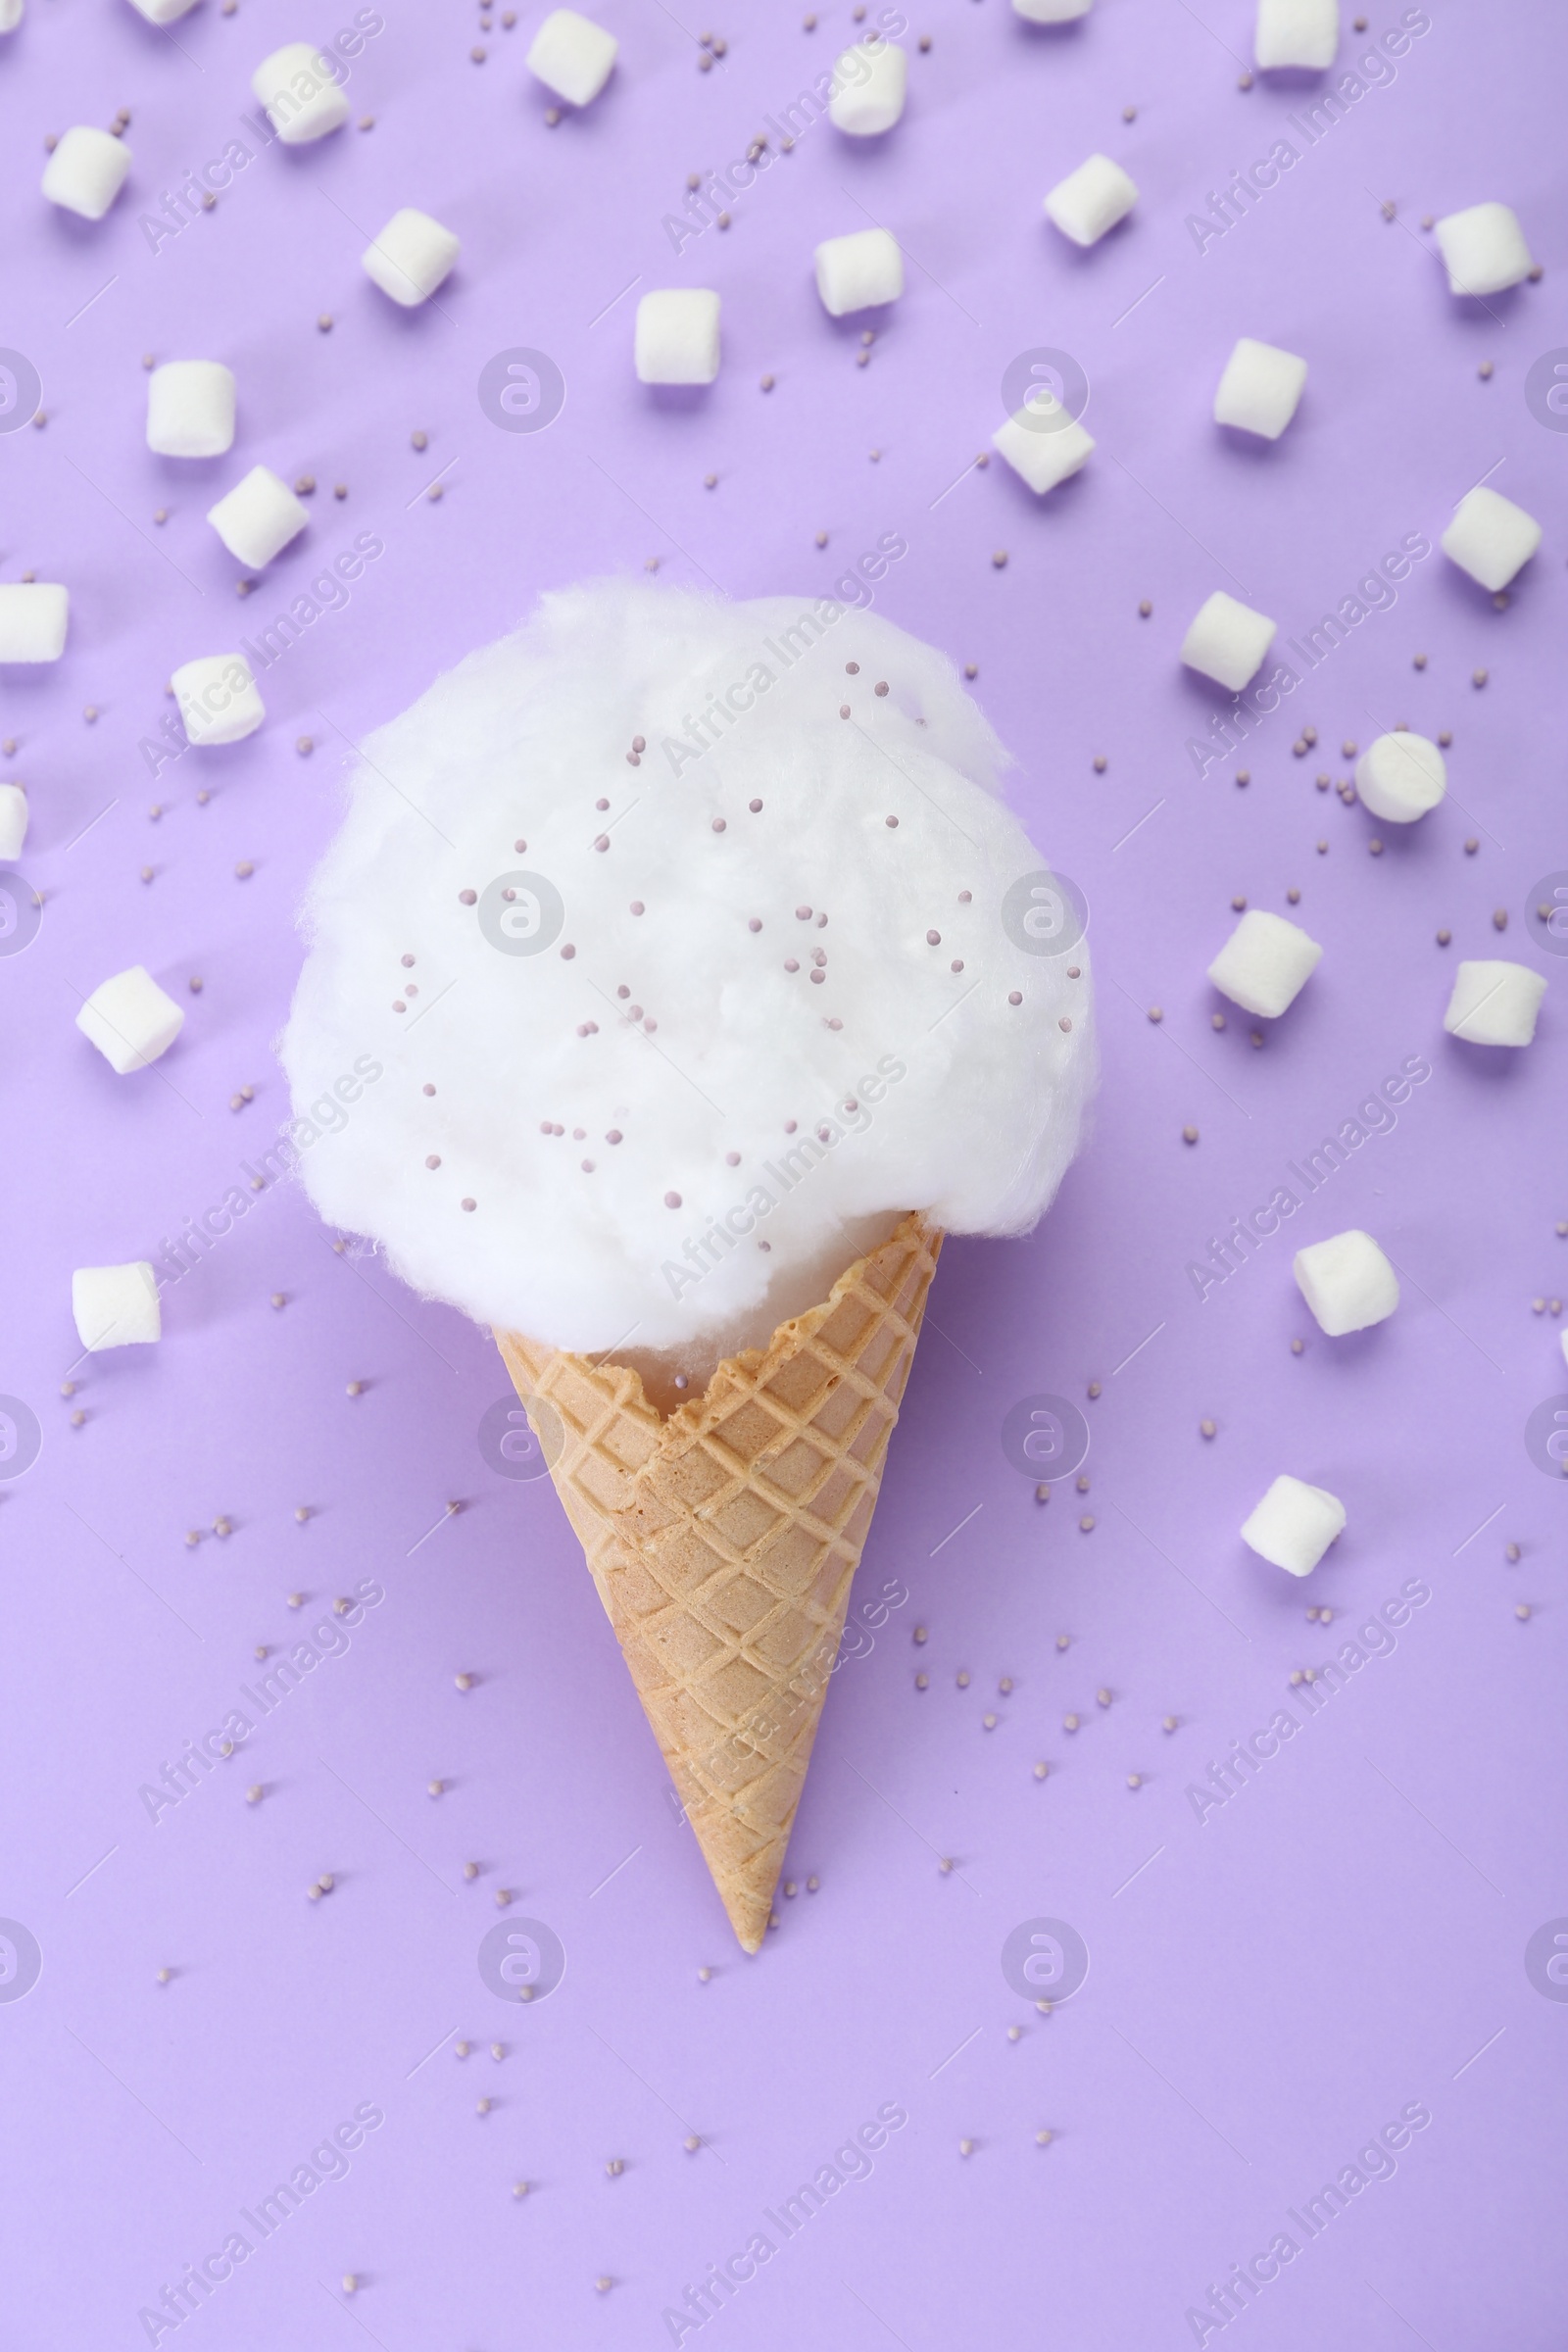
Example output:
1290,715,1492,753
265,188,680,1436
281,579,1098,1365
1354,733,1446,824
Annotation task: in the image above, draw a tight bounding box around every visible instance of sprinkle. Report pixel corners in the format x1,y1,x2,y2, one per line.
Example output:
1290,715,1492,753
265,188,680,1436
1182,1126,1199,1145
664,1191,682,1208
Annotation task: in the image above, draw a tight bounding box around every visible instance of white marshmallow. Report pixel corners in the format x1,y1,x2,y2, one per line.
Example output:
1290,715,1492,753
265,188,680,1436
1254,0,1338,70
635,289,720,385
1434,202,1535,298
814,227,904,317
992,402,1095,496
1444,959,1546,1049
526,7,617,105
0,783,26,859
1014,0,1091,17
127,0,200,18
172,654,266,748
363,209,461,308
0,0,23,30
1179,590,1276,693
147,362,236,459
251,44,350,143
0,584,69,663
829,37,907,135
73,1262,161,1351
1241,1474,1345,1576
207,466,310,569
41,127,131,220
1354,732,1446,824
76,965,185,1074
1207,908,1322,1019
1294,1229,1399,1337
1213,337,1307,440
1043,154,1137,248
1441,485,1543,594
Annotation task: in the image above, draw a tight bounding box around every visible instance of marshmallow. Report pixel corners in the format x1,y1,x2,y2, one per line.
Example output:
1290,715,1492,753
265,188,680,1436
1179,590,1277,693
251,44,350,143
1444,959,1546,1048
363,209,461,308
1434,202,1535,298
1241,1474,1345,1576
1293,1229,1399,1337
1043,154,1137,248
635,289,721,385
41,127,131,220
126,0,199,18
0,783,26,859
815,227,904,317
147,362,236,459
73,1262,161,1351
1207,908,1322,1019
1254,0,1338,70
1353,732,1446,824
829,37,907,134
207,466,310,569
526,7,617,105
172,654,266,748
1213,337,1307,440
1441,485,1543,594
1014,0,1092,17
0,0,22,29
76,965,185,1074
0,584,69,663
992,402,1095,496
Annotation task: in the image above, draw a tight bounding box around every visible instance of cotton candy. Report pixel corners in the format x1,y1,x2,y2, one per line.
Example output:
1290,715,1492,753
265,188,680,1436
281,580,1097,1365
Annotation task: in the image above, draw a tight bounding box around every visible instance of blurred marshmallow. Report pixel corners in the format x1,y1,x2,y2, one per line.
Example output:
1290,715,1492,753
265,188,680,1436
1213,337,1306,440
73,1261,161,1351
635,289,720,384
1207,908,1322,1018
526,7,617,105
992,400,1095,495
0,783,26,859
830,37,907,135
251,44,350,143
1441,485,1542,593
363,209,461,307
1294,1230,1399,1337
207,466,310,569
42,127,131,220
1354,732,1446,823
1444,959,1546,1048
1242,1474,1345,1576
0,0,22,29
1014,0,1091,17
1434,202,1535,297
1254,0,1338,69
172,654,266,747
127,0,199,18
1044,154,1137,247
815,227,903,316
76,965,185,1073
1179,590,1276,692
0,584,69,662
147,361,236,458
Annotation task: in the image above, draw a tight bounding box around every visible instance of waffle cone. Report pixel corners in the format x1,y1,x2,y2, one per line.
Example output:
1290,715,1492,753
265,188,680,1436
497,1211,942,1953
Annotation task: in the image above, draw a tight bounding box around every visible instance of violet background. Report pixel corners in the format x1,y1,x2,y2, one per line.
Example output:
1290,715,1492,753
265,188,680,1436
1,1,1565,2346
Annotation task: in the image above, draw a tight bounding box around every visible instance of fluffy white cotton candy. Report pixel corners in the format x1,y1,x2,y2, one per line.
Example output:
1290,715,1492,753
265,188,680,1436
829,37,907,135
1354,732,1446,823
1043,154,1137,247
1441,486,1542,594
1434,202,1535,297
1241,1474,1345,1576
281,580,1097,1366
42,127,131,220
363,210,461,308
1443,959,1545,1048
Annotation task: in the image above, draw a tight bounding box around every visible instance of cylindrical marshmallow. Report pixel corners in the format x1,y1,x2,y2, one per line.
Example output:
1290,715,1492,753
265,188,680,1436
526,7,617,105
251,44,350,143
0,584,69,663
992,405,1095,496
363,210,461,308
73,1262,162,1350
127,0,200,19
1044,154,1137,247
1444,959,1546,1048
1353,733,1446,824
206,466,310,569
1441,486,1543,594
1241,1474,1346,1576
0,783,26,859
76,965,185,1073
1293,1230,1399,1337
1254,0,1338,70
1179,591,1277,693
1213,338,1307,440
814,227,904,316
41,127,131,220
635,289,721,384
147,362,236,459
829,38,907,135
1207,908,1322,1019
1434,203,1535,298
1013,0,1092,19
172,654,266,747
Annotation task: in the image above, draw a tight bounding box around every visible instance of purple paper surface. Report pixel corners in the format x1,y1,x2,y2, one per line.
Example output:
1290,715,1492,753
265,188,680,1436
1,2,1565,2347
